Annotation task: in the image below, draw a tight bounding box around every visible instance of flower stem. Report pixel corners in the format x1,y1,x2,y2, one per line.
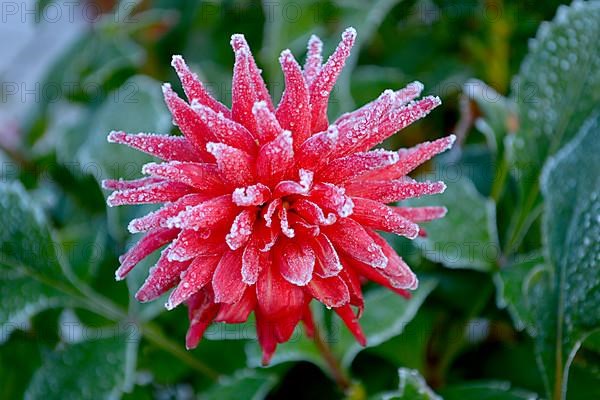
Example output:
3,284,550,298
313,324,352,392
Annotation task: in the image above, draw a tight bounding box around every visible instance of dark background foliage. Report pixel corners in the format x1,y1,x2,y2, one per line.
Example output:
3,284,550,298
1,1,599,399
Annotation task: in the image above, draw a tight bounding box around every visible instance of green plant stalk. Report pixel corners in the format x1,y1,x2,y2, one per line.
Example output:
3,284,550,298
312,324,352,393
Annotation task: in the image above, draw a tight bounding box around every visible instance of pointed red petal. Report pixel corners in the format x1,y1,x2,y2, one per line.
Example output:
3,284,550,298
185,289,219,349
115,227,179,280
339,267,364,312
318,149,399,184
191,102,258,154
292,199,337,226
127,194,208,233
252,101,283,144
309,28,356,133
241,236,269,284
107,181,194,207
102,176,163,191
226,209,257,250
206,142,256,187
345,179,446,203
107,131,202,162
322,218,388,269
142,161,225,192
255,312,278,365
135,246,192,302
311,234,343,278
256,258,305,319
334,304,366,346
256,131,294,186
171,55,231,117
276,239,315,286
231,34,274,112
296,125,339,171
367,230,418,290
306,275,350,308
232,183,271,206
303,34,322,86
276,50,311,149
168,229,227,262
162,83,215,159
215,287,256,323
309,183,354,218
166,254,222,309
351,197,420,239
166,195,237,231
394,206,448,222
358,135,456,181
212,249,247,304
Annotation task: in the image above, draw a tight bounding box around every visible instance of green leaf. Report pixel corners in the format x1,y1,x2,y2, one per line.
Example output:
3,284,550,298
464,79,516,153
25,336,130,400
525,112,600,399
77,75,172,183
377,368,440,400
336,279,437,367
408,170,499,271
439,381,539,400
494,252,545,331
0,182,73,342
201,370,277,400
508,2,600,198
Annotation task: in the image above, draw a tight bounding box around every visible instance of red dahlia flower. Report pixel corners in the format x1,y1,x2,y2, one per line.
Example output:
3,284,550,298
103,27,454,364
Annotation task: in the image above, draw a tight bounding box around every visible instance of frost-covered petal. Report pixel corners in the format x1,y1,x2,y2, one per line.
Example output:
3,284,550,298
226,209,257,250
115,227,179,280
345,179,446,203
303,34,322,86
232,183,271,206
292,199,337,226
394,206,448,222
212,249,247,304
107,181,194,207
256,131,294,186
127,194,209,233
311,234,343,277
296,125,339,171
166,254,222,309
107,131,202,162
318,149,399,184
168,229,227,262
276,239,315,286
185,289,220,349
206,142,256,187
367,230,418,290
241,237,269,284
102,176,163,191
171,55,231,117
273,169,314,198
191,101,257,154
135,246,192,302
357,135,456,181
215,287,256,323
166,195,237,231
252,101,283,144
276,50,311,148
306,275,350,308
309,27,356,133
142,161,224,192
230,34,274,112
309,183,354,218
351,197,420,239
162,83,215,159
256,260,305,319
323,218,387,269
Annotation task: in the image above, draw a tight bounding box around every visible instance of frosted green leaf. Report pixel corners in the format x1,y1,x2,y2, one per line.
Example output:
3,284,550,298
25,337,129,400
440,381,539,400
336,279,437,367
527,112,600,399
508,2,600,195
0,182,71,342
201,370,277,400
408,173,499,271
377,368,440,400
